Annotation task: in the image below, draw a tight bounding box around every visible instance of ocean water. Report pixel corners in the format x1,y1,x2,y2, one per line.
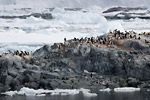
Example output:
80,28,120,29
0,91,150,100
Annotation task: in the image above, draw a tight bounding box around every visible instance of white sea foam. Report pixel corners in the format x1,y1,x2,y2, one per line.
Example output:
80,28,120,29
2,87,97,97
114,87,141,92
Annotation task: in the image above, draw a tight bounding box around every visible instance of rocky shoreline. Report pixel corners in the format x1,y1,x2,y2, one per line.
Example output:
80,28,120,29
0,30,150,92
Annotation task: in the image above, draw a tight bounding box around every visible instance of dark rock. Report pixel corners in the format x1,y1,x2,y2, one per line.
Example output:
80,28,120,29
39,79,49,89
23,74,34,83
124,40,148,51
0,13,53,19
5,75,13,85
29,82,39,89
108,82,120,89
127,77,140,87
8,69,18,78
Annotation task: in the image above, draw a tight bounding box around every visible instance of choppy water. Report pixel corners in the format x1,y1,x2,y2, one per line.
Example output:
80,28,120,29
0,91,150,100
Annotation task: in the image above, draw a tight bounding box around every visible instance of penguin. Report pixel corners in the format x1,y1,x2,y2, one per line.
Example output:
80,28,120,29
24,51,28,55
103,40,105,44
138,37,141,40
58,44,61,49
74,37,77,41
134,35,137,39
8,50,12,54
130,35,133,38
145,40,149,43
91,37,94,44
15,50,19,55
64,38,66,42
90,73,93,78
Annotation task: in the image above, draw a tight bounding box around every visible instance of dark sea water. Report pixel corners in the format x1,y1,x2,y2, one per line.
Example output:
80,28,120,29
0,91,150,100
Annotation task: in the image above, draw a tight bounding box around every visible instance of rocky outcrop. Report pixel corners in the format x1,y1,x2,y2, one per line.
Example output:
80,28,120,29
0,31,150,92
103,7,150,19
0,13,53,19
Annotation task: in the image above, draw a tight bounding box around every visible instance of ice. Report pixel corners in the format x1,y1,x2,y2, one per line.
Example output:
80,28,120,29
99,88,111,92
108,21,125,32
114,19,150,33
83,5,103,13
52,7,65,14
3,91,18,97
52,9,107,24
36,94,46,96
80,88,97,97
114,87,141,92
2,87,97,97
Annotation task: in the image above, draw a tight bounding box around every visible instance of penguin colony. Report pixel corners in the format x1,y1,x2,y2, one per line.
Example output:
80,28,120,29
61,29,150,50
1,50,30,58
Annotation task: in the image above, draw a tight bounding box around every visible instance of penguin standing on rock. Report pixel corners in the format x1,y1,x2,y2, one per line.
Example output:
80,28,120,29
138,37,141,40
15,50,19,55
74,37,77,41
64,38,66,42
